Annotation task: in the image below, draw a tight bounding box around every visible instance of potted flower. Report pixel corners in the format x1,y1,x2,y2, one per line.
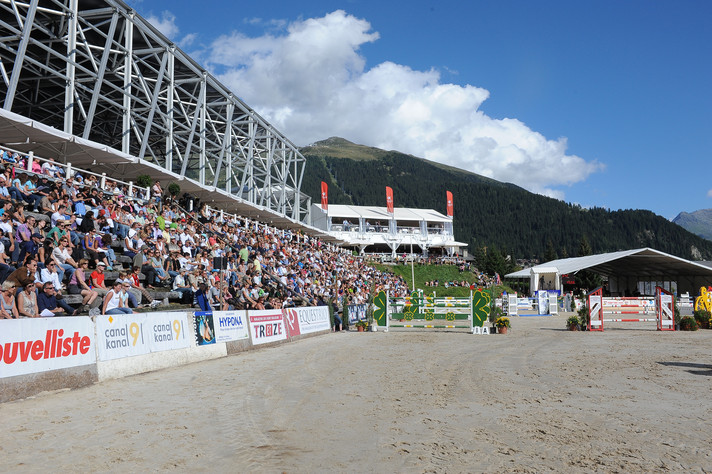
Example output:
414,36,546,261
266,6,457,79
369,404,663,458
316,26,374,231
566,315,579,331
355,320,367,332
494,317,511,334
680,316,699,331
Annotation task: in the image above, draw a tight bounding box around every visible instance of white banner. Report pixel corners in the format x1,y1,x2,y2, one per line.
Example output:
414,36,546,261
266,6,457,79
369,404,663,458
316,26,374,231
284,306,330,336
96,314,151,361
1,317,95,378
212,310,249,343
248,310,287,345
147,312,192,352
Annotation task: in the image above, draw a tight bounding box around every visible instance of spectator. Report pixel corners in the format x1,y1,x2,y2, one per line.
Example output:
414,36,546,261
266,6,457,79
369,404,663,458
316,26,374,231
67,258,98,309
17,283,38,318
0,280,19,319
38,282,77,316
5,257,39,291
51,237,78,283
102,280,133,315
90,261,109,296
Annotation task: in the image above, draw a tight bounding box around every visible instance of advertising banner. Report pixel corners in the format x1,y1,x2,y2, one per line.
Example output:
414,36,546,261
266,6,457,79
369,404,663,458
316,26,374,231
347,304,367,324
193,312,216,346
201,310,249,343
147,312,192,352
446,190,453,217
386,186,394,214
320,181,328,211
96,314,150,361
284,306,331,336
1,317,95,378
248,310,287,345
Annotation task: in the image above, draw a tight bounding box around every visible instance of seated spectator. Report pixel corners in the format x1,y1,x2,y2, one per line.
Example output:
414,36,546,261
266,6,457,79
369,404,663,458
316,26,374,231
51,236,78,283
0,281,19,319
17,283,38,318
38,282,77,316
102,280,132,315
172,267,194,304
128,266,158,307
0,230,15,282
68,258,98,309
90,261,109,296
5,257,39,291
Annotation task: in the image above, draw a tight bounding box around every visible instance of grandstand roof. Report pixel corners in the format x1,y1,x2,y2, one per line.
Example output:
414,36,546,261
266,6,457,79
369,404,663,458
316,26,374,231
326,204,451,223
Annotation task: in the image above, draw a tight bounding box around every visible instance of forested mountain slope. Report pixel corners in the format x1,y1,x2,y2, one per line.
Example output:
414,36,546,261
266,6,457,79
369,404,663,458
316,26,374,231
301,138,712,261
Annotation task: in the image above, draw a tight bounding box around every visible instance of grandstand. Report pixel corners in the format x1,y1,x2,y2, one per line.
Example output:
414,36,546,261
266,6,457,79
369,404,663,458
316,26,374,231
0,0,311,227
0,0,412,316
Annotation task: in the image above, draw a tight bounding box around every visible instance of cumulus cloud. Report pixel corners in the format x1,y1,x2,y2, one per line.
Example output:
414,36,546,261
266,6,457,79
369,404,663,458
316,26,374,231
145,11,180,39
207,10,603,198
708,189,712,198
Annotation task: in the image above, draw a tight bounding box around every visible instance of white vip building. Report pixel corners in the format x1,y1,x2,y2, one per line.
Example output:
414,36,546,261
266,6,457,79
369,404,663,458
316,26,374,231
310,204,467,257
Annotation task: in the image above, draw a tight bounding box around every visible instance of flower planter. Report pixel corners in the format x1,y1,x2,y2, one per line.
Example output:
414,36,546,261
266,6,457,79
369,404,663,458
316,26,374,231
498,326,508,335
357,326,365,332
568,324,579,331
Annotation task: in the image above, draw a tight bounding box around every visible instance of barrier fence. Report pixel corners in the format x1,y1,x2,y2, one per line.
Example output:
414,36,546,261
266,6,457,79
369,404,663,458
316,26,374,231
0,306,331,402
588,286,675,331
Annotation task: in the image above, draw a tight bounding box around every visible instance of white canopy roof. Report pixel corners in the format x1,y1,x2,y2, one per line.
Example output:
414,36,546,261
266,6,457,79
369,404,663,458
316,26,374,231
506,248,712,279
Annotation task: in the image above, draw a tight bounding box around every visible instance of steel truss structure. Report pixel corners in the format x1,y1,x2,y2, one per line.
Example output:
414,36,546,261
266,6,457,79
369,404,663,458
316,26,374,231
0,0,310,223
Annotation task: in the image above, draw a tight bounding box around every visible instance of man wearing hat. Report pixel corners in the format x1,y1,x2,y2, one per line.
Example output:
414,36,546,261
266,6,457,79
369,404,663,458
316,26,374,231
90,261,109,296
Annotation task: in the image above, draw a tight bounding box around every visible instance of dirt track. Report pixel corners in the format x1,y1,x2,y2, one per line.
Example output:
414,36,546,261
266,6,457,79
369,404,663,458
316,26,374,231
1,315,711,472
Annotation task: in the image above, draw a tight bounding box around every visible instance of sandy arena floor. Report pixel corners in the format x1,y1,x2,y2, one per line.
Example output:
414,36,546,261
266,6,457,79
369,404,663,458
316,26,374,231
1,314,711,472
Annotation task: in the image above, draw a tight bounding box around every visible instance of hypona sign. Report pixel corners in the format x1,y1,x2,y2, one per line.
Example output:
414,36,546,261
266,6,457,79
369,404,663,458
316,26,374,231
473,326,490,335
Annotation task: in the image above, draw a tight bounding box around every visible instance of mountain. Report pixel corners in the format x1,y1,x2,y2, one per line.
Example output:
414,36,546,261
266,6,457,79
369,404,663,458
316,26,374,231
300,138,712,261
672,209,712,241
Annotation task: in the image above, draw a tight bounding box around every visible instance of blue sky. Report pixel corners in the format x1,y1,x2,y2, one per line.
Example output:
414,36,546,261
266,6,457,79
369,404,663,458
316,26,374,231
131,0,711,219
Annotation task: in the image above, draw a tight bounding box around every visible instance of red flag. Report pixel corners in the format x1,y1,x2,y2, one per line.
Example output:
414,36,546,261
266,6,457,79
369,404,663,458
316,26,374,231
320,181,328,211
386,186,394,214
446,190,453,217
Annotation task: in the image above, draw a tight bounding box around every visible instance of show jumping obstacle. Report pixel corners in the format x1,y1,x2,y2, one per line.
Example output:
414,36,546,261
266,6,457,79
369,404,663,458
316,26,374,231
371,289,493,334
587,286,675,331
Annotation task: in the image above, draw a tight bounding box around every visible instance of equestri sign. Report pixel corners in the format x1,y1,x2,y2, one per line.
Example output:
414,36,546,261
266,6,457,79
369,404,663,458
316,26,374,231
96,313,151,361
249,310,287,345
1,317,95,378
284,306,331,337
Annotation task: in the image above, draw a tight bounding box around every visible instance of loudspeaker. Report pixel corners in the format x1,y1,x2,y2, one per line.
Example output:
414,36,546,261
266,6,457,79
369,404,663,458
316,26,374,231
213,256,227,270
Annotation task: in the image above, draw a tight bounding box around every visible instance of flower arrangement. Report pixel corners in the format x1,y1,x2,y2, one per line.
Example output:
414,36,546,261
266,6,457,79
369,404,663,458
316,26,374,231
566,315,580,330
680,316,698,331
494,317,510,328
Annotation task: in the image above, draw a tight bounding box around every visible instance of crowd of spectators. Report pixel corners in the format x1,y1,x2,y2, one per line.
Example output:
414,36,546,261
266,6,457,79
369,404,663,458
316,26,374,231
0,146,409,319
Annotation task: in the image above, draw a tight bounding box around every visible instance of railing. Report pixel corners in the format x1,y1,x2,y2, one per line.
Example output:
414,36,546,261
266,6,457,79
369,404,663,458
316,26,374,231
1,145,150,201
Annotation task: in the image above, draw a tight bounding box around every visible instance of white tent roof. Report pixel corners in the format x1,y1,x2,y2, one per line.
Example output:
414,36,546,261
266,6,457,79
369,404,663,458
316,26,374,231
506,248,712,279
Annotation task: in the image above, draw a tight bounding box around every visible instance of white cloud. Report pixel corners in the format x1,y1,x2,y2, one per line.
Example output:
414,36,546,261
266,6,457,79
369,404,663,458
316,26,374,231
707,189,712,198
207,10,603,198
145,11,180,39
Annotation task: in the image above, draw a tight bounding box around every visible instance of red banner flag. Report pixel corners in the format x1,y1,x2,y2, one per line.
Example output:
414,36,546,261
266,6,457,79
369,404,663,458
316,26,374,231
320,181,328,211
386,186,394,214
446,190,453,217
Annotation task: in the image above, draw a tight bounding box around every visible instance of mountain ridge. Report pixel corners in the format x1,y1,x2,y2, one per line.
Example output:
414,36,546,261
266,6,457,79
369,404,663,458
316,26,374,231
672,209,712,241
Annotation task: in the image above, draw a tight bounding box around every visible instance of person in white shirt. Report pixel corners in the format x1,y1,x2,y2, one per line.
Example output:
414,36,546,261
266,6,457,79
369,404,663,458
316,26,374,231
40,261,63,292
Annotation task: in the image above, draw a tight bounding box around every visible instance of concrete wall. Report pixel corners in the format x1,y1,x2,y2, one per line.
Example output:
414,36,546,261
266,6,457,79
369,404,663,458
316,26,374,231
1,308,334,403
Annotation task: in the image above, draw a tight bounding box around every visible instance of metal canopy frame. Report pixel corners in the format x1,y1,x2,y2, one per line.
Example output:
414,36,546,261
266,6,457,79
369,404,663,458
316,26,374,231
0,0,309,223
